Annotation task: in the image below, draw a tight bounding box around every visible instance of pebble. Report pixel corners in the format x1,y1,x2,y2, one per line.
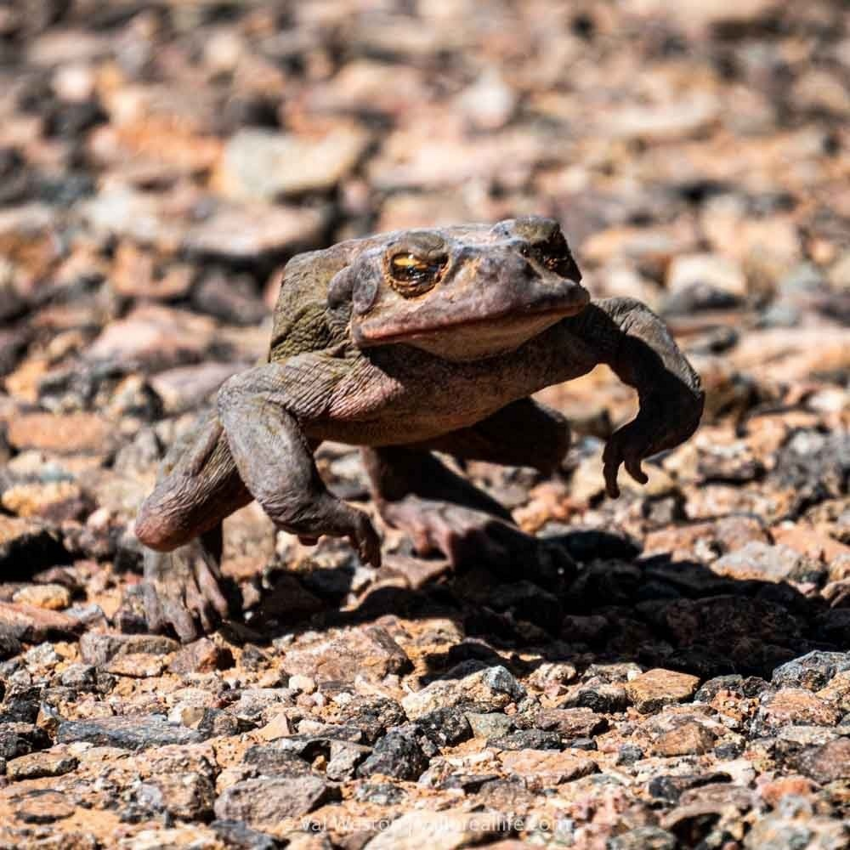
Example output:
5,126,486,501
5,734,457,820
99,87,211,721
57,716,206,750
402,664,526,721
772,651,850,692
213,775,337,826
625,669,701,714
217,126,370,200
357,728,429,781
11,583,71,610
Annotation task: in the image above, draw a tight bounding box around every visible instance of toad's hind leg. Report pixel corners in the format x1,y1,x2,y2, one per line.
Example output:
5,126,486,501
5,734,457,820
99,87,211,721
136,412,252,641
362,397,571,576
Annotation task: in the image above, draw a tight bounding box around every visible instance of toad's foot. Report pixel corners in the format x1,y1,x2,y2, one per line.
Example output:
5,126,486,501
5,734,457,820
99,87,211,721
143,542,232,643
380,495,573,586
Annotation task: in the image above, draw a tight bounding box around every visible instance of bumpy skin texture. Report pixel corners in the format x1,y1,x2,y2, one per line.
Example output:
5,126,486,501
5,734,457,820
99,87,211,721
135,216,704,640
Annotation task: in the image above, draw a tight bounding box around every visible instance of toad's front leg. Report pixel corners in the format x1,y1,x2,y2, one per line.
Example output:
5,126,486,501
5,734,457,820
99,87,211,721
216,360,382,567
566,297,705,497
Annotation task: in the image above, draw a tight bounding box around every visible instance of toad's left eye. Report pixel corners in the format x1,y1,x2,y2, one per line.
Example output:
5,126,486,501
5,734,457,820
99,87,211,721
388,253,447,296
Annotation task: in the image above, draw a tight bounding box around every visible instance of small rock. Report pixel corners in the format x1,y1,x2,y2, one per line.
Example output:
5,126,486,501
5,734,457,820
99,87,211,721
534,708,608,738
0,723,51,760
667,253,746,297
712,542,820,583
6,411,114,455
79,632,179,665
499,749,598,787
416,706,473,748
527,661,578,691
625,669,701,714
57,715,206,749
363,810,506,850
488,729,562,751
336,696,407,744
0,516,67,577
0,601,81,642
402,664,525,721
465,712,513,740
326,739,372,781
282,626,412,685
609,827,677,850
6,748,78,780
357,728,429,780
564,682,629,713
652,722,717,756
288,674,317,694
103,652,165,678
792,737,850,785
753,688,843,735
59,662,98,689
169,638,234,674
2,482,89,523
772,651,850,692
14,790,75,824
214,775,336,826
11,583,70,610
211,820,280,850
743,813,848,850
216,126,370,200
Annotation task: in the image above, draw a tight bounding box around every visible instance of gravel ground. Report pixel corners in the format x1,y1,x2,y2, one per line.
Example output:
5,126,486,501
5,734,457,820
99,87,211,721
0,1,848,848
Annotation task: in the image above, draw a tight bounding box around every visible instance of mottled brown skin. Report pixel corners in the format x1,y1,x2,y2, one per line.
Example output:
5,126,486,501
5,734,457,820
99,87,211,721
135,216,704,641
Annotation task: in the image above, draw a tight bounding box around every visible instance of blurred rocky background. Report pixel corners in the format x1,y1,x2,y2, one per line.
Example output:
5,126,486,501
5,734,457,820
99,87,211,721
0,0,848,847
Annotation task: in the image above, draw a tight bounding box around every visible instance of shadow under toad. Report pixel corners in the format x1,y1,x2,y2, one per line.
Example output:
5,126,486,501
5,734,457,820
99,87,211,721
211,524,842,685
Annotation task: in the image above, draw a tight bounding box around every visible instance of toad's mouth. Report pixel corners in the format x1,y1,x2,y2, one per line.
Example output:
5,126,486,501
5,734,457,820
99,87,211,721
354,296,589,362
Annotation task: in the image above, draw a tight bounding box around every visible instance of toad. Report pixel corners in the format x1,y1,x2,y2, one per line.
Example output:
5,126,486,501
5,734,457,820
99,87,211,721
135,216,704,640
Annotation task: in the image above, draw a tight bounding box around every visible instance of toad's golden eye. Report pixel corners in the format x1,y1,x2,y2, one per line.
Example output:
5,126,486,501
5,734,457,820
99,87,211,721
387,253,447,296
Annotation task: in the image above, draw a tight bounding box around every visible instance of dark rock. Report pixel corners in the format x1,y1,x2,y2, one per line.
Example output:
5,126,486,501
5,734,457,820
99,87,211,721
487,729,563,751
337,696,407,744
214,775,337,825
211,820,282,850
354,782,406,805
57,715,206,749
772,651,850,692
489,581,563,634
566,683,629,713
0,723,51,759
416,706,473,748
199,708,251,738
192,271,267,325
0,517,69,583
770,431,850,515
147,772,216,821
357,728,429,780
242,744,315,776
792,737,850,785
547,528,641,562
58,663,98,690
326,740,372,781
616,744,644,765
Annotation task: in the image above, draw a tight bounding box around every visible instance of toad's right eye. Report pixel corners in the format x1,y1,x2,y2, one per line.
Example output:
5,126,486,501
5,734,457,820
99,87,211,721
387,253,447,296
